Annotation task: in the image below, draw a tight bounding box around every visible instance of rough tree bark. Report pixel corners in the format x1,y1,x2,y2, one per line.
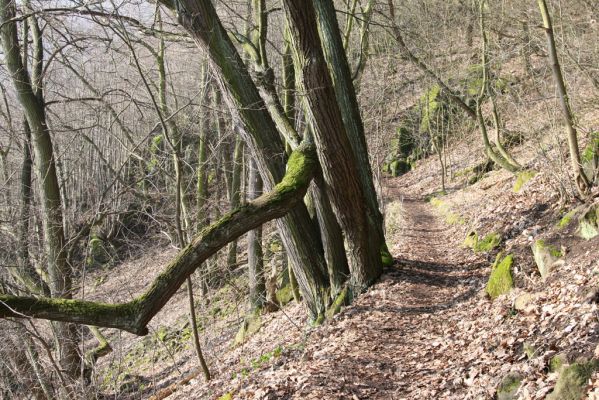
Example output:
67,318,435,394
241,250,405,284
283,0,383,293
170,0,330,319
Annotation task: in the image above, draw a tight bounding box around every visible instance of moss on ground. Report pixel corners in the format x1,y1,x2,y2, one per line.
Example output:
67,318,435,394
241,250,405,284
513,170,537,193
496,373,522,400
464,231,501,253
486,253,514,299
549,354,568,373
429,196,466,225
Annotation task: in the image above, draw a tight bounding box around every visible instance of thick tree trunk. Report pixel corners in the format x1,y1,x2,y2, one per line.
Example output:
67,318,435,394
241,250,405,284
283,0,382,293
172,0,329,320
313,0,388,263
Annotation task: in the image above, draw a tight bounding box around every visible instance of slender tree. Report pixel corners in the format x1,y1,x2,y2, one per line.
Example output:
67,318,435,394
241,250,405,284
537,0,591,197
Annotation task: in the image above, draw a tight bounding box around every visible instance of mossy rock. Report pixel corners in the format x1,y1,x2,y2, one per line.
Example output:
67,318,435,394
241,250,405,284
531,239,563,280
388,158,411,177
234,311,262,346
582,132,598,184
464,231,501,253
476,233,501,252
87,236,112,267
486,253,514,299
275,285,294,306
577,204,599,240
496,373,522,400
464,231,478,248
513,170,537,193
419,85,442,133
548,359,599,400
395,125,415,157
557,209,577,229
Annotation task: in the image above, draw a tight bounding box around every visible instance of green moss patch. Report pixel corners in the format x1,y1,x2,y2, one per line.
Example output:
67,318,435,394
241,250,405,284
486,253,514,299
548,360,599,400
577,204,599,240
464,231,501,253
549,354,568,373
234,310,262,346
430,196,467,225
380,244,393,267
513,170,537,193
496,373,522,400
557,209,577,229
325,287,349,320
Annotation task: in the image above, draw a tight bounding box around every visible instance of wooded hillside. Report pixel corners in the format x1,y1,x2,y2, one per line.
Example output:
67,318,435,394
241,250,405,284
0,0,597,399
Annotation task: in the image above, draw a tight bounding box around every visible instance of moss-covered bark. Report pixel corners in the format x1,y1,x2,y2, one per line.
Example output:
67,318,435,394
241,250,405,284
0,143,318,335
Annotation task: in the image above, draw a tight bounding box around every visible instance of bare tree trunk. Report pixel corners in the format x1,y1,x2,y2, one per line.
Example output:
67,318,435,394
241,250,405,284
247,159,265,311
0,1,80,378
283,0,382,293
537,0,590,196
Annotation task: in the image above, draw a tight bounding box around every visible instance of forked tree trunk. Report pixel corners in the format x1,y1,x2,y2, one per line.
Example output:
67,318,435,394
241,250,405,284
172,0,330,320
283,0,383,293
313,0,388,264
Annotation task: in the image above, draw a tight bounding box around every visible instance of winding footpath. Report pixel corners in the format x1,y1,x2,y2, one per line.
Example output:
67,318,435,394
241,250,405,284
233,185,491,399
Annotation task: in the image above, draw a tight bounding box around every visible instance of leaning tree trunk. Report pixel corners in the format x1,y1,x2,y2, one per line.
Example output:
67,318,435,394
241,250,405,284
171,0,330,320
313,0,389,265
283,0,383,293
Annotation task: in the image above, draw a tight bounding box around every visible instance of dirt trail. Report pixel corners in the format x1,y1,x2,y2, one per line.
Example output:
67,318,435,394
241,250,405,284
230,181,491,399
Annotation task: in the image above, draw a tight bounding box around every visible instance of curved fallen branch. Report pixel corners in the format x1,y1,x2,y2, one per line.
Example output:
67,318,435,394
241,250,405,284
0,143,317,335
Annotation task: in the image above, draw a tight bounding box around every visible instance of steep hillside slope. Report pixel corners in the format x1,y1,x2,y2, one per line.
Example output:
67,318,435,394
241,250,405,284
109,138,597,399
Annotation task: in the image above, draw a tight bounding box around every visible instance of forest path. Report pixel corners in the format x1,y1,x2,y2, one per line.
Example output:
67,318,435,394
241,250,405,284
234,180,491,399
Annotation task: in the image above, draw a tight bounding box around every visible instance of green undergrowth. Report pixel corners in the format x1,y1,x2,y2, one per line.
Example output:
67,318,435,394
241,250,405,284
101,317,196,392
231,345,284,381
486,253,514,299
